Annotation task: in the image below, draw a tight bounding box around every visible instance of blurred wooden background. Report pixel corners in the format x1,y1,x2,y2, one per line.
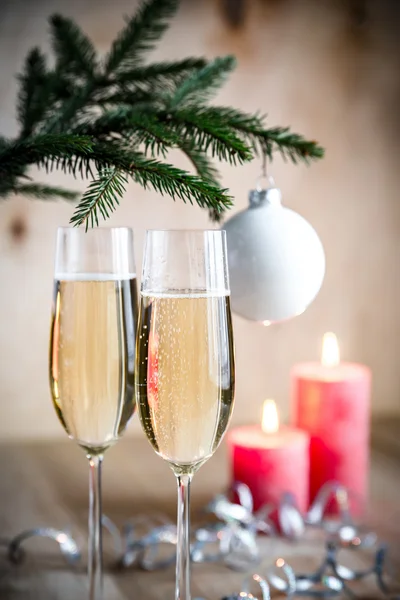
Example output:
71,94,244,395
0,0,400,442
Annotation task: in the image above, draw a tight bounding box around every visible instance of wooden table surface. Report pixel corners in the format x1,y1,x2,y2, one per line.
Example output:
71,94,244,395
0,437,399,599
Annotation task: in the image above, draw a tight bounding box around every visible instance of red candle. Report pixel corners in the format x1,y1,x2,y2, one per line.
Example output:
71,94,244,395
291,333,371,514
227,400,310,512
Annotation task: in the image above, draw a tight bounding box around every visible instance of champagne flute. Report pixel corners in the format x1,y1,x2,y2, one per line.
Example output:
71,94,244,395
135,229,235,600
49,227,137,600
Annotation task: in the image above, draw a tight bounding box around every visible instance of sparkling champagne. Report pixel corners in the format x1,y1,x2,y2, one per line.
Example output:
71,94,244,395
135,292,235,474
49,274,138,455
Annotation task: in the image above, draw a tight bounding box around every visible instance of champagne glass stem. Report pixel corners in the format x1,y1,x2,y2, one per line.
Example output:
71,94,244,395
88,454,103,600
175,474,192,600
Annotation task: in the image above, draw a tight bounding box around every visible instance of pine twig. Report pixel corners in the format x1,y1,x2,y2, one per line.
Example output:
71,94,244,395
164,107,253,164
17,48,49,137
113,58,208,87
70,150,233,227
42,83,95,133
72,105,253,164
0,134,94,176
260,127,325,163
181,145,220,187
11,183,80,201
169,56,236,109
73,106,181,157
181,106,325,162
105,0,179,74
93,89,157,108
70,167,127,228
128,153,233,212
50,14,97,78
181,144,223,222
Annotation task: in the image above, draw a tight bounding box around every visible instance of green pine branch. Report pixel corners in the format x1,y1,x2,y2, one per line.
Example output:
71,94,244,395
0,134,94,176
37,139,136,179
165,106,253,164
130,117,181,157
42,84,95,133
181,144,223,222
181,145,220,187
113,58,208,86
70,168,127,228
71,152,233,228
50,15,97,78
179,106,325,162
71,105,253,165
105,0,179,74
11,183,80,201
93,89,157,108
187,105,264,142
130,154,231,212
73,107,181,154
17,48,49,137
169,56,237,109
259,127,325,163
71,121,174,163
1,0,325,226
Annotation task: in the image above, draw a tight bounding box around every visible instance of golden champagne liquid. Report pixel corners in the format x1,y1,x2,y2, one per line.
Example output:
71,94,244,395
135,292,235,475
49,275,138,455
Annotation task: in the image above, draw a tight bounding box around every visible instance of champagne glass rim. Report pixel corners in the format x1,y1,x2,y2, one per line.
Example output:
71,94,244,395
145,228,226,234
57,226,133,233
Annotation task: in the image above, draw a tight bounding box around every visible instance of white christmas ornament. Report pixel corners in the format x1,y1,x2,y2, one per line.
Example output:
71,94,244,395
223,179,325,323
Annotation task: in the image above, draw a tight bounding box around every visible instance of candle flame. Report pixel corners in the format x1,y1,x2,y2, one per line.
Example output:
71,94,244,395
321,332,340,367
262,399,279,434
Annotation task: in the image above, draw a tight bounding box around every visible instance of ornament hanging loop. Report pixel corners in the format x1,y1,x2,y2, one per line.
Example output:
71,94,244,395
256,153,275,192
262,153,267,178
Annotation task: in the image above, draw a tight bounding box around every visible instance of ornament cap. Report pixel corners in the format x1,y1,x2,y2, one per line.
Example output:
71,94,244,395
249,185,282,209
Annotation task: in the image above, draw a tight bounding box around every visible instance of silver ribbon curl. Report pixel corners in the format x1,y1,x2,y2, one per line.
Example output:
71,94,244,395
5,481,400,599
7,527,81,566
6,515,121,567
120,516,177,570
